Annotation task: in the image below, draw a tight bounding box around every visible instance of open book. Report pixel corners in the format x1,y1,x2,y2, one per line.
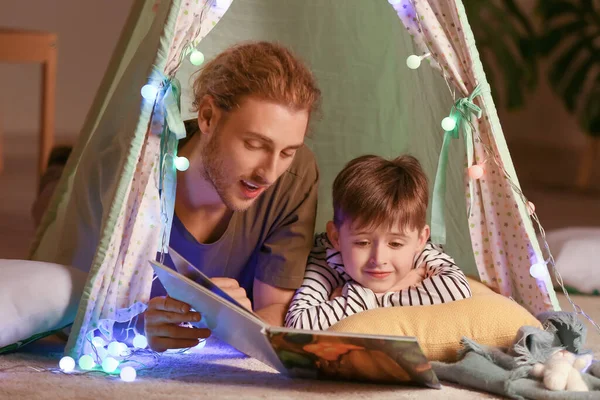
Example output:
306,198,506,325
149,248,440,388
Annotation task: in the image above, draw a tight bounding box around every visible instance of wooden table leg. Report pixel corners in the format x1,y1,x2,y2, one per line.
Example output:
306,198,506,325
39,38,57,181
576,136,599,190
0,111,3,174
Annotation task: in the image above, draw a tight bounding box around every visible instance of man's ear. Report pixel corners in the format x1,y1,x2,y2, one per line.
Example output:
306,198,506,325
417,225,430,251
326,221,341,250
197,95,222,136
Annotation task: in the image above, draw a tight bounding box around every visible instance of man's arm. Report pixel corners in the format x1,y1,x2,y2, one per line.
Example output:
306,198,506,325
251,147,320,325
253,278,296,326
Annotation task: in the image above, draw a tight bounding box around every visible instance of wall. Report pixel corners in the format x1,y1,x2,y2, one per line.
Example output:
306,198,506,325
0,0,588,151
0,0,134,143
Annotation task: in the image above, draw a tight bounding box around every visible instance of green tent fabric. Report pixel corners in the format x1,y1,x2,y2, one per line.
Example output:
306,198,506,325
26,0,558,359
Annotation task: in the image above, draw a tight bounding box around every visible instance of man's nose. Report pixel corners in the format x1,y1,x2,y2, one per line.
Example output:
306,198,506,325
257,154,279,185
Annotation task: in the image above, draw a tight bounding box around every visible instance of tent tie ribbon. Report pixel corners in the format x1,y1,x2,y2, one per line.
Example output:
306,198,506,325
430,83,484,245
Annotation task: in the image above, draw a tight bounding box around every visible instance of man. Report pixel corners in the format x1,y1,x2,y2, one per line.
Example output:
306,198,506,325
142,42,321,352
34,42,321,352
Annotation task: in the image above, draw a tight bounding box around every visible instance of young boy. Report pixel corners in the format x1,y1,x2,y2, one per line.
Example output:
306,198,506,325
285,155,472,330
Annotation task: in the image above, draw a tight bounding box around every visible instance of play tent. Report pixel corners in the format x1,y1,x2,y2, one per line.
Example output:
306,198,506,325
28,0,559,358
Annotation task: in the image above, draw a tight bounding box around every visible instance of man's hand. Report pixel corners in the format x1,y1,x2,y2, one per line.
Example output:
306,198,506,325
144,296,210,352
387,266,427,293
211,277,252,311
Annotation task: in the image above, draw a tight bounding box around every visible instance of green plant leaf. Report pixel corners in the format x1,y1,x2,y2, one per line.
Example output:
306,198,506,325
537,0,600,137
463,0,539,109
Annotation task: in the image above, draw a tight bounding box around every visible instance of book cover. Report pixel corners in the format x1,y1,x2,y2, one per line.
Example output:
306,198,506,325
150,249,440,388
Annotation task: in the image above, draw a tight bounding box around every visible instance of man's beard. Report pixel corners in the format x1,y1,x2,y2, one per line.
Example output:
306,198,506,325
200,132,248,212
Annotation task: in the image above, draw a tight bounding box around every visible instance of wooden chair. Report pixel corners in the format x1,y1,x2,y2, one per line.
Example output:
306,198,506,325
0,29,57,181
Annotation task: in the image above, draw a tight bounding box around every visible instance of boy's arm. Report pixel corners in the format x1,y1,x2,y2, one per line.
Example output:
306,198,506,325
284,259,375,330
380,242,472,307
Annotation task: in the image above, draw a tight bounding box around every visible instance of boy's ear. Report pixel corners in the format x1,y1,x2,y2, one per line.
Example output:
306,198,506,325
418,225,430,250
326,221,341,250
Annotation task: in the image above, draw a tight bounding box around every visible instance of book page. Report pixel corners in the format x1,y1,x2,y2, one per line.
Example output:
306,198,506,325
265,326,440,388
150,260,287,373
167,246,252,315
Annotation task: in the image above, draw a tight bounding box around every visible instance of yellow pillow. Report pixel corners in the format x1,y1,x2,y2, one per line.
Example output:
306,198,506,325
328,278,542,362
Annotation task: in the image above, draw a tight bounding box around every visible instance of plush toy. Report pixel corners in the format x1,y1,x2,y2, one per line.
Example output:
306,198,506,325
531,350,594,392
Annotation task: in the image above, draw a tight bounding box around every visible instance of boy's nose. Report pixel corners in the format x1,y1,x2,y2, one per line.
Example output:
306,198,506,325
369,257,388,267
369,244,390,267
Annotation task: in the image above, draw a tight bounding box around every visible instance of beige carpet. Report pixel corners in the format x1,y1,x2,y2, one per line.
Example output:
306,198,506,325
1,294,599,400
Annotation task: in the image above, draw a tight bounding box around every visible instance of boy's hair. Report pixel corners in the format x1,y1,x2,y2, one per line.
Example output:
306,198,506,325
332,155,429,232
192,41,321,117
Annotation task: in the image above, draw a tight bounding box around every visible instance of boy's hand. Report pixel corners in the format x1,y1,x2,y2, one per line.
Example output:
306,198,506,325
329,285,344,300
388,266,427,292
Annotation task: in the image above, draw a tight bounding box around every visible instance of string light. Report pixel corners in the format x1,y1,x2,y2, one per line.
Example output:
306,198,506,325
92,337,106,348
441,116,456,131
174,156,190,171
189,50,205,66
468,164,484,180
140,84,159,101
78,354,95,370
406,52,431,70
108,341,122,357
530,262,549,280
215,0,232,8
95,347,108,361
59,356,75,372
527,201,536,216
132,334,148,349
101,357,119,373
120,366,137,382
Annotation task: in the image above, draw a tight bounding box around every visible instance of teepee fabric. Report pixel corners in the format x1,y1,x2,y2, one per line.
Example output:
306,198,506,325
391,0,557,312
24,0,559,359
59,0,233,358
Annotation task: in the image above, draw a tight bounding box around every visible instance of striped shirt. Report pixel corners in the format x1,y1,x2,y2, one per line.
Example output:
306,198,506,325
285,233,472,330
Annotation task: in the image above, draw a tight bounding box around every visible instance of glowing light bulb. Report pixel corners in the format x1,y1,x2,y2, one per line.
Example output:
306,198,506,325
92,337,106,348
102,357,119,373
59,356,75,372
141,84,158,101
529,263,548,279
406,55,422,69
215,0,232,8
468,165,484,180
96,347,108,361
189,50,205,66
118,342,129,356
120,366,137,382
441,116,456,131
527,201,536,215
78,354,95,370
132,334,148,349
108,341,122,357
175,156,190,171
